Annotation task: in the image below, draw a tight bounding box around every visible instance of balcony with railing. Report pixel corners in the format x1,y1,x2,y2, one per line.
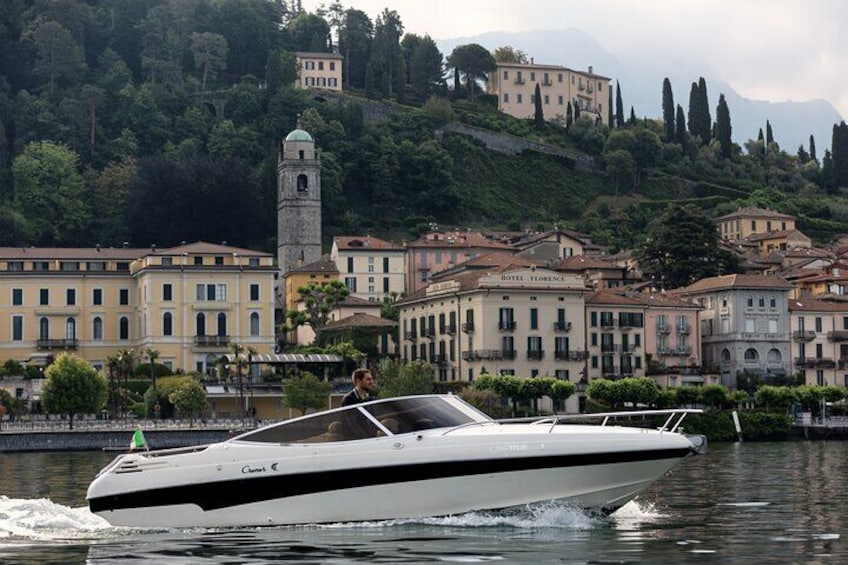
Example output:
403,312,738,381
404,331,416,341
501,349,517,360
553,321,572,332
601,344,620,354
676,324,691,335
656,324,671,334
444,324,457,335
792,330,816,341
514,77,525,85
568,350,589,361
422,328,436,339
526,350,545,360
542,78,552,86
37,338,78,349
195,335,230,347
600,319,616,330
498,321,517,331
554,350,570,360
462,322,475,333
619,320,641,331
828,330,848,341
839,358,848,370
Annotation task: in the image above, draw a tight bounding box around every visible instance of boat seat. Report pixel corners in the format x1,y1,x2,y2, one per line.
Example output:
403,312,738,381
377,418,400,436
327,421,342,441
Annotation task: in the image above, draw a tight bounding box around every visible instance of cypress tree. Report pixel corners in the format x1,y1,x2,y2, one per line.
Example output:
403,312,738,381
662,77,675,141
574,102,580,120
608,87,613,127
766,120,774,146
687,82,699,140
675,104,686,143
715,93,732,158
615,81,624,128
629,106,636,125
797,144,810,164
566,101,573,130
696,77,711,145
833,121,848,188
810,134,817,163
533,82,544,129
757,128,764,142
822,149,835,191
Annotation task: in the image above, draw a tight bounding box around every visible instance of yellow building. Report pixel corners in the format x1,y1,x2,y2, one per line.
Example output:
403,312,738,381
295,52,343,90
0,242,276,374
489,61,611,126
716,207,796,240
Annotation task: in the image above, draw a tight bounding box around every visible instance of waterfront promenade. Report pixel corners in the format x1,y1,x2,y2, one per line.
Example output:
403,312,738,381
0,417,268,452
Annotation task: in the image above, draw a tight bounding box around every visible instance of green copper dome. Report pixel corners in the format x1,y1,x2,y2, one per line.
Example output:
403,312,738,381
285,128,313,142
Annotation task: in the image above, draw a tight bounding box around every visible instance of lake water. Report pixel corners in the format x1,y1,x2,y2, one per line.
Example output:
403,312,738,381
0,442,845,564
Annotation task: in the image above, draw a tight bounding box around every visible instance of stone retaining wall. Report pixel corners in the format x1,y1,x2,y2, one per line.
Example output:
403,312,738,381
0,430,233,452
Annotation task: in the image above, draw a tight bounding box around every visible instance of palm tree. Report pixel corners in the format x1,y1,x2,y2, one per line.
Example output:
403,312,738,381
145,348,160,391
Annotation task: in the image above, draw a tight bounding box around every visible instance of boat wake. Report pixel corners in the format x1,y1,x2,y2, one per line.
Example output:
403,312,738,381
0,495,117,540
0,495,663,541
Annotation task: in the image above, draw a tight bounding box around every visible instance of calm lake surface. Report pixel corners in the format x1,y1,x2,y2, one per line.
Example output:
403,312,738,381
0,442,845,564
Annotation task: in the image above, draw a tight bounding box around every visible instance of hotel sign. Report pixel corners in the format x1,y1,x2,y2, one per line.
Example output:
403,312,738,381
480,269,582,289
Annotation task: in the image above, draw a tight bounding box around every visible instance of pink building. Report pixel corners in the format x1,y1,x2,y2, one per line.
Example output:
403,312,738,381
404,231,513,294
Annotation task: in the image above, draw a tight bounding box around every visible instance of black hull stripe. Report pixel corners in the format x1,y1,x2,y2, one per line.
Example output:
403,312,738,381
89,447,691,513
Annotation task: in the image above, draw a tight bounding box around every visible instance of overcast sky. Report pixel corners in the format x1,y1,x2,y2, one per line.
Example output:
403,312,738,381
304,0,847,119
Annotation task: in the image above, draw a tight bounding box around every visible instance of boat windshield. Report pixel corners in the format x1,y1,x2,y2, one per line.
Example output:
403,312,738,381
235,396,481,444
362,396,478,434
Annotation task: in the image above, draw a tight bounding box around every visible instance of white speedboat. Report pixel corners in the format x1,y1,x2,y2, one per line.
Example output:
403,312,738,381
87,395,704,528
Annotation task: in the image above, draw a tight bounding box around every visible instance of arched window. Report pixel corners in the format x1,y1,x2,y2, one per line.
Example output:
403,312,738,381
163,312,173,336
296,174,308,192
196,313,206,336
217,313,227,336
744,348,759,362
721,349,731,362
767,349,781,364
39,317,49,340
93,317,103,340
66,317,76,340
119,316,129,340
250,312,260,337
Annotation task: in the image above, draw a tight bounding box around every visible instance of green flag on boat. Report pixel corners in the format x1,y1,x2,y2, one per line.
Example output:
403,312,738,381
130,428,148,451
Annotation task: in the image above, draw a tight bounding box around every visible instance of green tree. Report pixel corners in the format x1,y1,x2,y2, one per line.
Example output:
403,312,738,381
607,87,614,128
265,49,299,94
566,101,573,130
614,80,624,128
675,104,686,143
754,385,797,414
447,43,495,99
701,384,729,410
603,148,636,193
637,203,741,289
492,45,528,63
12,141,90,245
832,121,848,188
337,8,373,89
285,279,351,334
169,379,208,426
283,371,330,414
766,119,775,146
408,35,443,100
288,12,331,52
549,380,576,411
809,134,817,162
715,93,732,158
377,359,434,398
369,9,404,98
661,77,675,141
191,32,228,99
25,19,87,99
42,352,108,429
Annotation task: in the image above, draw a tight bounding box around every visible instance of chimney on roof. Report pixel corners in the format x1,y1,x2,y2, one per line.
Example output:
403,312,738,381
181,241,186,245
222,241,227,246
151,244,156,252
122,242,129,249
588,65,593,74
530,57,534,64
96,244,100,252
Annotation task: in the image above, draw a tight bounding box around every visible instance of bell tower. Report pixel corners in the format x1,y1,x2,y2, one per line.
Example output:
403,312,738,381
277,127,322,277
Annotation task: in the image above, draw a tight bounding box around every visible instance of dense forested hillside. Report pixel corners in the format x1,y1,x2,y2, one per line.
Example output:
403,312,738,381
2,0,848,254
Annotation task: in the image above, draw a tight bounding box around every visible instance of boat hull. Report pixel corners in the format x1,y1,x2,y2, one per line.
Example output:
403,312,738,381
89,434,691,527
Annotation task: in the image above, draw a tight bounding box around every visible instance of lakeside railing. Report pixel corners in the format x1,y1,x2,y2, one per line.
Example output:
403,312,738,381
0,418,278,433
